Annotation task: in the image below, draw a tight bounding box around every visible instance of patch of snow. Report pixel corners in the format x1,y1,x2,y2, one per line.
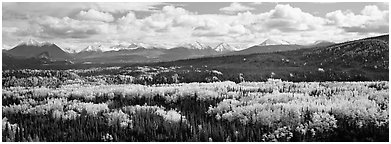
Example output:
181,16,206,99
258,38,292,46
17,39,54,47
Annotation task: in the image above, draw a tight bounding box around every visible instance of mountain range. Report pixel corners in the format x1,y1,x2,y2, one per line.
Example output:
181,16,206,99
3,38,332,64
3,40,241,64
258,38,292,46
225,38,335,56
3,35,381,73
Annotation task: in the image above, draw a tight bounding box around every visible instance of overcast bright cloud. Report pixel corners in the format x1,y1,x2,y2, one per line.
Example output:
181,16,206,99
219,2,255,14
2,2,389,51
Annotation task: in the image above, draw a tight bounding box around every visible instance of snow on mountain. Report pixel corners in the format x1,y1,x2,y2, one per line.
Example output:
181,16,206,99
80,45,104,52
61,47,77,53
2,44,13,50
176,41,239,52
213,43,237,52
17,39,54,47
110,43,143,51
110,44,131,50
14,39,81,54
258,38,292,46
180,41,212,50
128,43,139,49
7,39,70,60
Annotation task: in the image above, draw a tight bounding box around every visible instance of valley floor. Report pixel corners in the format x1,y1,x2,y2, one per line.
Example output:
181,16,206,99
2,80,389,142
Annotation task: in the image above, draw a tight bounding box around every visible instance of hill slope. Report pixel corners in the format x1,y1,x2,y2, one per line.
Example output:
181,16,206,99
146,34,389,81
6,42,70,60
227,44,303,56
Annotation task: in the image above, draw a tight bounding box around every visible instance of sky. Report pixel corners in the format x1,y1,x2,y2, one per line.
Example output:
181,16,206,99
2,2,389,51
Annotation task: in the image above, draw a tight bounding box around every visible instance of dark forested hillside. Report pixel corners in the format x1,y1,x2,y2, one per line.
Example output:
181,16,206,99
6,44,70,60
146,34,389,82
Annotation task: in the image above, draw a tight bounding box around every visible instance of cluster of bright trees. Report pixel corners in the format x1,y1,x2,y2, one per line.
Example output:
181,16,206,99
2,78,388,141
2,68,226,88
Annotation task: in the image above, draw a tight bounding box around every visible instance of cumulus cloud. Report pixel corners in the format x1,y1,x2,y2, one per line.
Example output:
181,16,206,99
117,12,137,24
2,3,88,19
173,14,200,27
25,16,112,39
76,9,114,22
193,22,246,37
91,2,163,13
361,5,384,18
263,4,326,32
138,6,191,32
251,2,263,5
220,2,255,14
162,5,189,16
326,5,389,33
112,6,201,47
2,2,163,20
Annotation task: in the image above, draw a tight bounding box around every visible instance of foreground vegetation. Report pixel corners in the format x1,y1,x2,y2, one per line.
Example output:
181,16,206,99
2,78,388,142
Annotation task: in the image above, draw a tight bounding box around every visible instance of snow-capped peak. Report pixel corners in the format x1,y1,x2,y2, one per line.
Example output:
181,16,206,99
128,43,139,48
194,41,211,50
110,43,142,51
213,42,237,52
179,41,212,50
27,39,39,46
84,45,94,51
258,38,292,46
17,39,54,47
61,47,77,53
80,45,103,52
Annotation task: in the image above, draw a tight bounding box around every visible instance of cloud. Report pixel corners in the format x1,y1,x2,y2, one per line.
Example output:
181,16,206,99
193,22,247,37
220,2,255,14
251,2,263,5
263,4,326,32
172,14,200,27
112,6,200,46
342,25,389,33
91,2,164,13
21,16,113,39
2,27,19,40
2,2,164,20
76,9,114,22
232,11,262,26
134,5,209,33
114,5,248,46
161,5,189,16
233,4,326,33
326,5,389,33
361,5,384,17
117,12,137,24
138,6,190,32
2,3,87,19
